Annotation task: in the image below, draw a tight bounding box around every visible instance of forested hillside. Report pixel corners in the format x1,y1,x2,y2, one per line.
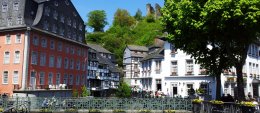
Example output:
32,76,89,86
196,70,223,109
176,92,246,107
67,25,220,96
86,8,163,67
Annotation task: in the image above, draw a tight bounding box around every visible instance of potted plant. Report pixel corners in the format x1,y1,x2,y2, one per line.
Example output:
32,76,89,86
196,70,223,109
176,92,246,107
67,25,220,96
192,99,203,113
163,109,175,113
239,101,256,113
210,100,224,113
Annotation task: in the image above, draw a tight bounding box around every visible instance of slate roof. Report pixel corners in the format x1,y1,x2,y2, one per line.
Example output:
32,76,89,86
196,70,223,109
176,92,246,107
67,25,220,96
141,48,164,61
127,45,148,52
88,43,112,54
96,53,120,73
33,0,49,3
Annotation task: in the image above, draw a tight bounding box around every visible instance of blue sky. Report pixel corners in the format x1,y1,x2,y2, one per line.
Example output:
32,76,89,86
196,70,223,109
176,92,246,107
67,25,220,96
71,0,164,32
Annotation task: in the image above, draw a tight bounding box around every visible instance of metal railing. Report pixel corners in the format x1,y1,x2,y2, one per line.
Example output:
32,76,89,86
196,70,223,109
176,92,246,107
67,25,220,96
0,97,192,112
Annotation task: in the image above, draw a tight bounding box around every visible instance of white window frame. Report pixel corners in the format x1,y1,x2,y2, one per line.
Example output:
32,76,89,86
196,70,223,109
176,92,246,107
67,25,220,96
63,74,68,84
39,72,45,85
40,52,46,66
5,35,11,44
3,71,8,84
50,40,55,50
64,57,69,69
76,60,80,70
70,59,74,69
31,51,38,65
56,73,60,85
49,55,55,67
15,34,21,43
4,51,10,64
41,38,47,48
56,56,62,68
48,72,53,85
13,2,19,11
32,36,39,46
69,74,73,85
186,59,194,74
13,71,18,84
14,51,20,64
57,42,62,51
2,4,8,12
171,61,178,76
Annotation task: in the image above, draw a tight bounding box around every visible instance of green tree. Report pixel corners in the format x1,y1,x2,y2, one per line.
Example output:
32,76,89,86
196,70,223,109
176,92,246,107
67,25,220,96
134,9,143,21
86,10,108,32
116,81,131,98
81,85,90,97
72,89,78,97
161,0,260,100
113,9,136,27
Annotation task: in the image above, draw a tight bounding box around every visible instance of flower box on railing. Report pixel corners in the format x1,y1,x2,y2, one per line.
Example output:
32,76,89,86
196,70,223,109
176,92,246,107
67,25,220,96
239,101,257,113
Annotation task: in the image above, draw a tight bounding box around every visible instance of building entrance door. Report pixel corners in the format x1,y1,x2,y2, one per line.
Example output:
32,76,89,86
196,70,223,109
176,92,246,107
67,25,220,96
253,84,259,97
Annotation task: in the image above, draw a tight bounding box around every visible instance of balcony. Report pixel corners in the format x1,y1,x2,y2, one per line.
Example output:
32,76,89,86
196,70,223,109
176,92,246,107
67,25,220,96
13,84,72,92
134,68,140,73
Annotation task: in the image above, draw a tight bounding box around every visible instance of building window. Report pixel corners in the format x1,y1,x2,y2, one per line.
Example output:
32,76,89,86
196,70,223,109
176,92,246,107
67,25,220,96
56,56,62,68
73,20,76,28
32,36,39,46
171,61,177,76
65,46,69,54
64,58,69,69
39,72,45,85
14,51,20,64
41,38,47,48
3,71,8,84
76,75,80,85
5,35,11,44
48,73,53,85
170,44,177,54
17,16,22,24
40,52,46,66
67,18,71,26
60,15,65,23
52,24,57,33
59,28,64,36
77,49,81,56
70,47,74,54
63,74,68,84
4,51,10,64
70,59,74,69
57,42,62,51
79,36,83,42
31,51,38,65
7,17,12,26
186,59,193,75
156,79,162,91
76,60,80,70
155,60,161,74
49,55,55,67
15,34,21,43
50,40,55,50
69,74,73,85
2,3,8,12
187,84,194,95
56,73,60,85
200,83,208,95
43,21,49,30
44,6,50,16
13,71,18,84
53,10,58,20
13,2,19,11
79,24,83,31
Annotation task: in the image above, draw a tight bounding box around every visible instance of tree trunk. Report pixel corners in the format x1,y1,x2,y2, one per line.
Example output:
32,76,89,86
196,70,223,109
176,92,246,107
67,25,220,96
235,63,246,101
215,72,222,100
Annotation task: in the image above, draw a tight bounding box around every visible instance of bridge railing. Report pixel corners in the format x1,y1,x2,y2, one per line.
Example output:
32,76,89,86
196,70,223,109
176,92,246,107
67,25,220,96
0,97,192,112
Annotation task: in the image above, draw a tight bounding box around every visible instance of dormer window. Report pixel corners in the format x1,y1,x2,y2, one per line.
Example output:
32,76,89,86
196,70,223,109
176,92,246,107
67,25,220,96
79,36,83,42
53,10,58,20
67,18,71,26
72,33,76,40
65,0,69,5
79,24,83,31
67,32,71,39
7,17,12,26
60,15,64,23
2,3,8,12
13,2,19,11
73,21,76,28
54,1,58,6
43,21,49,30
52,24,57,33
44,6,50,16
16,16,22,24
59,28,64,36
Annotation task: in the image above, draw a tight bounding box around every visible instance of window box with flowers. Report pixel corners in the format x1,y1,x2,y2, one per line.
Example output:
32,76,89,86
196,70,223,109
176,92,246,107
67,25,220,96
239,101,257,113
210,100,224,113
192,99,203,113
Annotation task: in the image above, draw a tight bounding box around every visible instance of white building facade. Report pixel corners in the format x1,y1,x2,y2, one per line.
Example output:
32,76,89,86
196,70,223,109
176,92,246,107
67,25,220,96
123,38,260,99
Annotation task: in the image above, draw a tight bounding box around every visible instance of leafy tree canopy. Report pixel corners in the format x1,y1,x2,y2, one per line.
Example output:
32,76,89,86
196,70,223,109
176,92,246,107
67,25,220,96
87,10,108,32
134,9,143,21
161,0,260,100
113,9,136,27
